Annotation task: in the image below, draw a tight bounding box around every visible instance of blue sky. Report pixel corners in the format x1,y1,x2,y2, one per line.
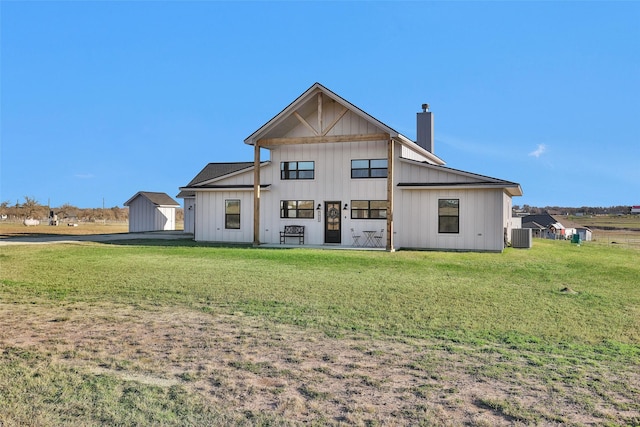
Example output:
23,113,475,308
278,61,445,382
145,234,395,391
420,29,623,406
2,1,638,209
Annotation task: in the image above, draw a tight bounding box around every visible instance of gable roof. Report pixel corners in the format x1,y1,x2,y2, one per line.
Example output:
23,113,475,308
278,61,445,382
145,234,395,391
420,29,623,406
124,191,180,207
550,215,586,230
521,214,557,228
522,221,546,230
243,82,445,166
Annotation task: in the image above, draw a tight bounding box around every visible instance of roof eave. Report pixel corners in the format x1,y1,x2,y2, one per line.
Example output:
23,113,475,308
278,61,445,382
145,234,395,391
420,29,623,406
244,82,400,146
179,184,271,192
192,161,270,187
398,182,522,193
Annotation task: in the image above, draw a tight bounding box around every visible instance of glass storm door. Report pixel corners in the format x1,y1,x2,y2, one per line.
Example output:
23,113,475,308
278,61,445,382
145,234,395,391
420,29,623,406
324,201,341,244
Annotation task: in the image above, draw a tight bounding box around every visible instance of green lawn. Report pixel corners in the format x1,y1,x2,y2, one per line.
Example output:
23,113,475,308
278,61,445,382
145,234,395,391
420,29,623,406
3,240,638,348
1,239,639,425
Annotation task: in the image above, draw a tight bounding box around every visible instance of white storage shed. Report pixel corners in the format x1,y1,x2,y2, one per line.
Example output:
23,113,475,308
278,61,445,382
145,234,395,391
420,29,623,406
124,191,180,232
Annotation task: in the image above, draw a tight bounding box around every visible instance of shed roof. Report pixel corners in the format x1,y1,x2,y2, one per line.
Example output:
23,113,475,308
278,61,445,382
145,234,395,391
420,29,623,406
124,191,180,207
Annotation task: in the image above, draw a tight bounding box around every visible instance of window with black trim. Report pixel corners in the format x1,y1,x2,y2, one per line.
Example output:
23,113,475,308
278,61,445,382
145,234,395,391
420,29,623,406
351,159,388,178
280,200,314,219
438,199,459,233
351,200,387,219
225,199,240,229
281,161,314,180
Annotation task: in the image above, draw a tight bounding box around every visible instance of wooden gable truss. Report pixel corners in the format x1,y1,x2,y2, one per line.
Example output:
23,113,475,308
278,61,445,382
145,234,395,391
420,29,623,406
249,86,396,249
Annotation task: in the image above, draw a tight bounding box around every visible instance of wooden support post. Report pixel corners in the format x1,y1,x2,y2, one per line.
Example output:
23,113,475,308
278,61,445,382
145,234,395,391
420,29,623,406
318,92,323,135
387,137,394,251
253,143,261,246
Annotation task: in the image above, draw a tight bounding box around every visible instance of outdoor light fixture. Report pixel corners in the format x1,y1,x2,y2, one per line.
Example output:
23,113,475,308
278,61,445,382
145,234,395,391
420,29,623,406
316,204,322,222
316,204,321,211
343,203,348,210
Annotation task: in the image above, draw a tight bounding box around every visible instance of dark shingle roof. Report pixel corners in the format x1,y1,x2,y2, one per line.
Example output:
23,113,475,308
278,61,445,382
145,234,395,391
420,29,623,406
521,214,556,228
176,190,195,198
186,162,254,186
125,192,180,207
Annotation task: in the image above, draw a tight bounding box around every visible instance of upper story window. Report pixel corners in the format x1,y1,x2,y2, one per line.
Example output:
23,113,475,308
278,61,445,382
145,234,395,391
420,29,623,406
351,200,387,219
225,199,240,229
281,161,314,180
351,159,388,178
280,200,314,219
438,199,459,233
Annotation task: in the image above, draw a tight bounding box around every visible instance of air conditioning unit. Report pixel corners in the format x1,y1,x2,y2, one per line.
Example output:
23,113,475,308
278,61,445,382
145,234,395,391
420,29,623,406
511,228,532,249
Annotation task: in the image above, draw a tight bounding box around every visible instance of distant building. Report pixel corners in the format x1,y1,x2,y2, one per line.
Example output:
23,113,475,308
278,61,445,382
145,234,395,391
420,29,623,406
521,213,581,240
576,228,593,241
631,206,640,214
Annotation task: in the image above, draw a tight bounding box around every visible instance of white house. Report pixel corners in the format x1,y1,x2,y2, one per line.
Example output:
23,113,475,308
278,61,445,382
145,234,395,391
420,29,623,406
178,83,522,252
124,191,180,232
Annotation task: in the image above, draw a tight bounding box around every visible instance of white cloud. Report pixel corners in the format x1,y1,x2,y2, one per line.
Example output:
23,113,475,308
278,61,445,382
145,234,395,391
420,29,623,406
529,144,547,158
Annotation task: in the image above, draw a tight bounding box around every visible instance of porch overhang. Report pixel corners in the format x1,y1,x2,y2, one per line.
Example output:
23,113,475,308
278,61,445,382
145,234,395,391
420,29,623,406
398,182,523,196
178,184,271,192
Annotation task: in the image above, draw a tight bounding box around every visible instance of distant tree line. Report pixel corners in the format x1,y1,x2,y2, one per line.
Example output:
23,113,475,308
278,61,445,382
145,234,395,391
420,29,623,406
0,197,184,222
514,205,632,216
0,197,628,222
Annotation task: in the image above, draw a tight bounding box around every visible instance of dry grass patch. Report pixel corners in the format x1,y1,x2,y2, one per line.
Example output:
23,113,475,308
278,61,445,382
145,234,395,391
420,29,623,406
1,301,638,426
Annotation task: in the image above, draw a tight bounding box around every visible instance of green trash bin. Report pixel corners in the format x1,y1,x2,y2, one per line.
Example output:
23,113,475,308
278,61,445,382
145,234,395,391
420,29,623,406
571,234,581,244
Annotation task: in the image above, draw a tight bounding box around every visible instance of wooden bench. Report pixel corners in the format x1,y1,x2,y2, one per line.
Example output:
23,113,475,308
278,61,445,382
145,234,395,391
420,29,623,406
280,225,305,244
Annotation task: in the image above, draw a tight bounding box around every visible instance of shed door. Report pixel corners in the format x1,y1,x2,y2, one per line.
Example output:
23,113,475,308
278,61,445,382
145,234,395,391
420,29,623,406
324,201,341,244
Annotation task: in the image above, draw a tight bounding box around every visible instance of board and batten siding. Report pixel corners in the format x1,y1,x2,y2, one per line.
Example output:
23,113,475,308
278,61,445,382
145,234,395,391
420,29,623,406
195,191,254,243
264,138,388,245
258,105,389,244
287,107,383,139
394,188,506,252
400,145,431,163
128,197,176,232
503,191,514,246
397,158,483,184
183,197,195,234
192,140,390,245
191,138,513,250
191,104,393,245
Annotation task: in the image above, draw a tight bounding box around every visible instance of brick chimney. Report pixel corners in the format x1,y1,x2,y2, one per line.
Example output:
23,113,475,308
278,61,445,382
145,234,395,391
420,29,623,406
416,104,434,153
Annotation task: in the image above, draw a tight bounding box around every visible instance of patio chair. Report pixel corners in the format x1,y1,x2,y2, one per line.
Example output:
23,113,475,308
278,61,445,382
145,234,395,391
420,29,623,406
374,228,385,247
350,228,361,247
